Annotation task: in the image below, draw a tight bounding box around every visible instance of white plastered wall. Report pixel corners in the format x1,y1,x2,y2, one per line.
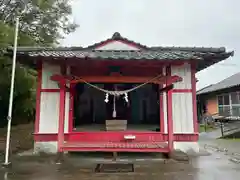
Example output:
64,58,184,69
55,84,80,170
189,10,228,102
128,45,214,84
171,63,193,133
95,40,140,50
34,62,70,154
163,64,199,153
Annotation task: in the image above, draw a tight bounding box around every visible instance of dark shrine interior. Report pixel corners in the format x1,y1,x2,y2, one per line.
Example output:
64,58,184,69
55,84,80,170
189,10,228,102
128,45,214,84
73,82,161,131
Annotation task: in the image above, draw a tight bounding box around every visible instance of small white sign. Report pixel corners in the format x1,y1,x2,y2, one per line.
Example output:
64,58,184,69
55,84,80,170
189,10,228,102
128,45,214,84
124,135,136,140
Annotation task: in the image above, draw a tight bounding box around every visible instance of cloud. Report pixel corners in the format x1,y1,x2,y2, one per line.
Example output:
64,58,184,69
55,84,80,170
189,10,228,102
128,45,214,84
62,0,240,89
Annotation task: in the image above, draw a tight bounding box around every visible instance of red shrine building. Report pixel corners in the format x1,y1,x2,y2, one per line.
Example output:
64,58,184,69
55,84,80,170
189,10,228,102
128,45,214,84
13,32,233,154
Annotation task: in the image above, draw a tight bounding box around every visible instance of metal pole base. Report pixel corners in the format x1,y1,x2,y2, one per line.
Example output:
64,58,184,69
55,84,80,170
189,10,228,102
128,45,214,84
2,162,12,168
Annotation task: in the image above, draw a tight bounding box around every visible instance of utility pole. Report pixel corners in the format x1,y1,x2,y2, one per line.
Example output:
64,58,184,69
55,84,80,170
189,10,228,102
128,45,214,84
3,16,19,166
3,0,27,166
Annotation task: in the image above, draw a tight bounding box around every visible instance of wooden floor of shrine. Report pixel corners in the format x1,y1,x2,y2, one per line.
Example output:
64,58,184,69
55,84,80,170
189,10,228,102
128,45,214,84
73,124,160,132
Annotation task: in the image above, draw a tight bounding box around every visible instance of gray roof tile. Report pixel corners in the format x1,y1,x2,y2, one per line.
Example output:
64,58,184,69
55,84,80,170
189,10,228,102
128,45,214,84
149,46,227,53
26,50,202,60
197,72,240,95
7,32,234,71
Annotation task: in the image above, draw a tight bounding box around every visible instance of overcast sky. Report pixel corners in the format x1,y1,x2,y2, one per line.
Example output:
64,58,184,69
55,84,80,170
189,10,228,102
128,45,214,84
61,0,239,90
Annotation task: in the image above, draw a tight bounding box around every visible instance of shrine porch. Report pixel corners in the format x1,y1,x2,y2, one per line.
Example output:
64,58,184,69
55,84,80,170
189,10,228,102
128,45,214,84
60,131,170,153
34,131,198,154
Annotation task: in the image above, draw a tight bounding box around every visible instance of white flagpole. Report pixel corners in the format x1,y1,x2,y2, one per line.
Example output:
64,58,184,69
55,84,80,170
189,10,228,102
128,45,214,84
3,16,20,166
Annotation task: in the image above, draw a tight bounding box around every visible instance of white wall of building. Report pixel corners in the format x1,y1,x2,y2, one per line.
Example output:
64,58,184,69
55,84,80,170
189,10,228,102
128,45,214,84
95,40,140,50
35,62,70,153
171,63,192,89
41,62,60,89
163,64,194,134
39,62,70,133
172,93,193,133
171,63,194,134
162,63,198,153
39,92,59,133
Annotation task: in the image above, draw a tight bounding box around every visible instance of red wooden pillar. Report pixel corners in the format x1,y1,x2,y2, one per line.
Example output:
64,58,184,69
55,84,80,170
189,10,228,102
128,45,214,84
191,63,198,134
34,61,42,134
159,84,164,133
166,66,174,152
58,80,66,152
68,83,75,132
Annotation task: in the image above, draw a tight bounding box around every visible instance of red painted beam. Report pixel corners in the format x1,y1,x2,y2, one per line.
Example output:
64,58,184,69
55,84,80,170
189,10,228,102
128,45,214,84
172,89,192,93
70,65,163,77
50,74,182,85
34,132,199,142
44,58,188,69
62,147,169,153
159,84,174,92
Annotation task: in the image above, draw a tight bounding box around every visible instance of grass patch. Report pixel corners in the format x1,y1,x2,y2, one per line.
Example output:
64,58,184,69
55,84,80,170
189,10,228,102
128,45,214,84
0,123,34,154
219,132,240,140
199,124,215,133
218,138,240,141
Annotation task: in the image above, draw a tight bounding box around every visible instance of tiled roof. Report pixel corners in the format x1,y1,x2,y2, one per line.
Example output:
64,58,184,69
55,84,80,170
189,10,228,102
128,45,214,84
149,46,227,53
85,32,148,49
197,72,240,95
21,50,202,60
7,32,234,71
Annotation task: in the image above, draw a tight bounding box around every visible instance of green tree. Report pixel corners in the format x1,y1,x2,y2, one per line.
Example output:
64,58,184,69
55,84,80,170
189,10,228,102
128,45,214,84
0,0,78,126
0,0,78,45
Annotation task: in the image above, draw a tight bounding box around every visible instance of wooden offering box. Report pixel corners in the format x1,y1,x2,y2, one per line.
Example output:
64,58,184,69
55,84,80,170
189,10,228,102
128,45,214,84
105,120,127,131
